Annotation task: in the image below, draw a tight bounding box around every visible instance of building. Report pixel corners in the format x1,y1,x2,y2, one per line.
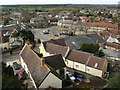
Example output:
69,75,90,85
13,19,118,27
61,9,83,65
87,22,118,32
19,44,62,89
39,41,108,78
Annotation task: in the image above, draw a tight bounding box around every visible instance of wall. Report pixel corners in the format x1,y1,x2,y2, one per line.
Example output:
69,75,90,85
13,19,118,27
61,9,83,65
86,66,103,77
39,72,62,88
65,59,74,69
20,56,37,88
39,43,50,57
74,61,86,72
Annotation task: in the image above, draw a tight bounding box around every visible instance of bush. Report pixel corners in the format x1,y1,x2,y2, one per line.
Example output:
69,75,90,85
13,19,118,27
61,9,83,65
80,43,99,53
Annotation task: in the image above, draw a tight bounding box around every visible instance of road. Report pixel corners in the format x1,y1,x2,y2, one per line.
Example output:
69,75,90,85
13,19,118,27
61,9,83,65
31,28,51,41
2,51,20,66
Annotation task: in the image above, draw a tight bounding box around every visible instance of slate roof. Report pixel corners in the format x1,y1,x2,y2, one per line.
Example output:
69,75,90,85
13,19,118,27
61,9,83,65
42,42,107,70
48,38,66,46
44,54,66,70
86,34,106,43
64,35,95,50
20,44,50,87
64,34,106,49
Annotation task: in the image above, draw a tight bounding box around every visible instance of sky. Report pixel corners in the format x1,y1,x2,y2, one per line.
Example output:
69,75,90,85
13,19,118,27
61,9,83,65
0,0,120,5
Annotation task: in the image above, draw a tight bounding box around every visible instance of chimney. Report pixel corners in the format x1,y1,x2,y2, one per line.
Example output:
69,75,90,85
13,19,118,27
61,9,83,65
64,47,70,58
40,57,45,66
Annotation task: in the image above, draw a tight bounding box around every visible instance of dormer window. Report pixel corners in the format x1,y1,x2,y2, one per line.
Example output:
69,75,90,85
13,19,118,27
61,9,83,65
94,63,98,68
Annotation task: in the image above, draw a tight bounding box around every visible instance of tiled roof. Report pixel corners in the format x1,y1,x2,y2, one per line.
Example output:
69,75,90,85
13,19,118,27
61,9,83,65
44,54,66,70
45,42,68,56
87,56,107,70
67,49,91,64
105,42,120,50
20,44,50,87
48,38,66,46
43,42,107,71
88,22,118,28
99,29,120,39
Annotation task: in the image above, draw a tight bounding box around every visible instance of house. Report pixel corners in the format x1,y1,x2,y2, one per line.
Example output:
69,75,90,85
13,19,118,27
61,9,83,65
47,34,106,50
19,44,62,89
87,22,118,32
57,20,74,27
107,36,120,44
30,17,49,28
44,54,66,79
39,41,108,77
104,42,120,51
0,24,17,48
99,29,120,40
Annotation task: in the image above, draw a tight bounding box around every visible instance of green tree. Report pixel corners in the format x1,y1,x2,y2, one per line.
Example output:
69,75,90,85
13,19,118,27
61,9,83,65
95,50,105,57
17,30,35,45
107,76,120,88
80,43,99,53
2,62,26,89
3,19,9,25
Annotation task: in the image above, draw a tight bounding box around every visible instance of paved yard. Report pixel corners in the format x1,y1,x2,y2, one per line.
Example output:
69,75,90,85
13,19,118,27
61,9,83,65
2,51,20,66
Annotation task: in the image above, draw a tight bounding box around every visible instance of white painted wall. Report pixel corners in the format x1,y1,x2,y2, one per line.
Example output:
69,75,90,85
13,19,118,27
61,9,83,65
86,66,103,77
74,62,86,72
20,56,37,88
65,59,74,69
39,72,62,88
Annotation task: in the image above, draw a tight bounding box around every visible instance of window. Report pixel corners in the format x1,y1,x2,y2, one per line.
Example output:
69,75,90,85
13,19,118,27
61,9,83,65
75,65,79,68
87,68,90,71
66,60,69,64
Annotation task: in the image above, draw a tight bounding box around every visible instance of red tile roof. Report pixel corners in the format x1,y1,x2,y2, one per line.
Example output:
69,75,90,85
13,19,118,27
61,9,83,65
67,49,91,64
43,42,107,71
88,22,118,28
87,56,107,70
99,29,120,39
105,42,120,50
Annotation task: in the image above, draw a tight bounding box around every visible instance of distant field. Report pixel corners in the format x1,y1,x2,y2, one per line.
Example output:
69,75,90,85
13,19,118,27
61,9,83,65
1,6,72,12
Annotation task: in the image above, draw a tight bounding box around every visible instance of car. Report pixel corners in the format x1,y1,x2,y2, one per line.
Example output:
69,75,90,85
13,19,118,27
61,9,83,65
13,62,21,70
43,29,50,34
17,71,24,79
60,31,73,35
66,72,75,81
74,77,83,83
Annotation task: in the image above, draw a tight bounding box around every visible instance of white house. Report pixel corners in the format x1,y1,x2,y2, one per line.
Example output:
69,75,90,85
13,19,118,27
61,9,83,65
107,36,120,44
39,41,108,78
19,44,62,89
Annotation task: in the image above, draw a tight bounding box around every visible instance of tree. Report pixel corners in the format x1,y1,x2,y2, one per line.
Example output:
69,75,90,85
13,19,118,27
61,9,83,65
95,50,105,57
2,62,26,89
17,30,35,45
80,43,99,53
107,76,120,88
3,19,9,25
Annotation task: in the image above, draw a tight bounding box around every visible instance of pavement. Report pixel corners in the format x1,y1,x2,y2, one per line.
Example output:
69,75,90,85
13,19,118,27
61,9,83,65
31,28,51,41
2,51,20,66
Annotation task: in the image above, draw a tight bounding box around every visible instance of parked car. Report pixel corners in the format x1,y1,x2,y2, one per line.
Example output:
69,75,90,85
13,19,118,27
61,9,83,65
74,77,83,83
17,71,24,80
43,29,50,34
60,31,73,35
66,72,75,81
13,62,21,70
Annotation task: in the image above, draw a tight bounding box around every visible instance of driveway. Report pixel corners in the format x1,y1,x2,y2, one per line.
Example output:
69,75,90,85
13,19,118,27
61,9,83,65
2,51,20,66
31,28,50,41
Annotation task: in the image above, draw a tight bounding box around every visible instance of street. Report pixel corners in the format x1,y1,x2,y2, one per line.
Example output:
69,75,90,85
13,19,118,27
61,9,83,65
31,28,51,41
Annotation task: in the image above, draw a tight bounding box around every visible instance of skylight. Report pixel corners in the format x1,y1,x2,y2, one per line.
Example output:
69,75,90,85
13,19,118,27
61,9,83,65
94,63,98,68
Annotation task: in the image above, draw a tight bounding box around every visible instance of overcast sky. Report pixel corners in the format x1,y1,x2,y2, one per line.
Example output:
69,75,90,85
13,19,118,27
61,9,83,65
0,0,120,5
